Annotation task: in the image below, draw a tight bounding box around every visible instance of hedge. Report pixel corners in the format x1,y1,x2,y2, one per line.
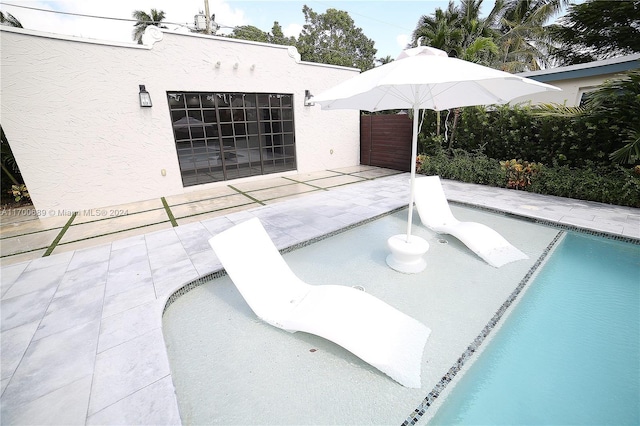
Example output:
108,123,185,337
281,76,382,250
417,104,636,169
416,150,640,208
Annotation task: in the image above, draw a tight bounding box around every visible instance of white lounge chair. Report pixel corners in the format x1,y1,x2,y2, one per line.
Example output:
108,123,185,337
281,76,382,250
414,176,528,268
208,217,431,388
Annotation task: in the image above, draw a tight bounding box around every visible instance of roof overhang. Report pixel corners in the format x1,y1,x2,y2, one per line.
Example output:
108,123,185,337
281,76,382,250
518,54,640,82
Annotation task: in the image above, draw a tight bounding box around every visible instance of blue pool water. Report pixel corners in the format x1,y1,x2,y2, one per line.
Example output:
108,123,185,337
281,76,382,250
430,233,640,425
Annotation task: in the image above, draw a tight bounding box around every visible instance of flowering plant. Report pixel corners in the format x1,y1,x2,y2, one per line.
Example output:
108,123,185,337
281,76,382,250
10,184,30,202
500,159,543,189
416,154,428,171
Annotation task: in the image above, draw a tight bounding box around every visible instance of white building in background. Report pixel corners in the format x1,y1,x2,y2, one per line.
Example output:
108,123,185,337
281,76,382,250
0,26,360,216
514,54,640,106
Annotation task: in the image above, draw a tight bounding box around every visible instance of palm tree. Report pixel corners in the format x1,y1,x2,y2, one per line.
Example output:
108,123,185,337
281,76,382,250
376,55,394,66
0,11,23,28
413,0,500,63
412,1,463,56
132,9,167,44
456,0,501,64
492,0,570,72
589,71,640,164
412,3,461,142
412,0,500,146
413,0,570,71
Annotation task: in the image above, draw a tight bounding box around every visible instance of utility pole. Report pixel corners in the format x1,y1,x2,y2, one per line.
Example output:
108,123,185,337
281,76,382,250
204,0,211,35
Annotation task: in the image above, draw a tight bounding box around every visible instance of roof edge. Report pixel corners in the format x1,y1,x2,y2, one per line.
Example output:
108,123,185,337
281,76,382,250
0,25,361,71
518,54,640,82
0,25,148,49
162,30,359,70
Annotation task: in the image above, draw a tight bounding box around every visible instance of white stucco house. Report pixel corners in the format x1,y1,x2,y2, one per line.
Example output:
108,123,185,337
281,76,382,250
0,26,360,216
513,53,640,106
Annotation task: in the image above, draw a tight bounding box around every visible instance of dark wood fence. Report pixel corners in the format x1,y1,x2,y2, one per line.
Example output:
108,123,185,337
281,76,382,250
360,114,413,171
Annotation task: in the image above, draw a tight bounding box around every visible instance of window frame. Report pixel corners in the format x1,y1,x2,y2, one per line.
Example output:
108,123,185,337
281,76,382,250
167,91,297,187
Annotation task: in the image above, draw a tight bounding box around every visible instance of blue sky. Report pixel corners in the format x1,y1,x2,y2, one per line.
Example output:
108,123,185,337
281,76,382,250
2,0,575,61
1,0,500,59
229,0,496,59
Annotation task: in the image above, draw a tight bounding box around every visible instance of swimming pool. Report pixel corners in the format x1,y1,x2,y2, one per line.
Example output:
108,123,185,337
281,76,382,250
162,206,562,424
427,232,640,425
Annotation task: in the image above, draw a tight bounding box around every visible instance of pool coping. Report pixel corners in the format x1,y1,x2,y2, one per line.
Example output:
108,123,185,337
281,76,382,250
0,172,638,425
402,229,566,425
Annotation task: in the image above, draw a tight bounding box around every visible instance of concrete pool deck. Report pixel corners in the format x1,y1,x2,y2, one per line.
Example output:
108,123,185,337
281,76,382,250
1,165,638,425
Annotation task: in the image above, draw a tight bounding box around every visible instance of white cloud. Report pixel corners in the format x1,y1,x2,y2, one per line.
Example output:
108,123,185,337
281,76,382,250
203,0,249,34
1,0,249,42
396,34,410,50
283,23,302,38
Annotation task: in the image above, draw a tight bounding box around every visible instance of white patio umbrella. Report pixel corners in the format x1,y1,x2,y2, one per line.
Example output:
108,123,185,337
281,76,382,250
311,46,560,242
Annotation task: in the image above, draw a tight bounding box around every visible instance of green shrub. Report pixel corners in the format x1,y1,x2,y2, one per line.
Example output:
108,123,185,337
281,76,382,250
416,150,504,187
421,71,640,169
414,72,640,206
528,164,640,207
429,102,637,170
417,150,640,208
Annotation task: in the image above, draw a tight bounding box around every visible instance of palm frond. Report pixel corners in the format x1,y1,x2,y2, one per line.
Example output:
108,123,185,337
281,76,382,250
0,11,23,28
609,126,640,164
530,103,587,117
462,37,499,61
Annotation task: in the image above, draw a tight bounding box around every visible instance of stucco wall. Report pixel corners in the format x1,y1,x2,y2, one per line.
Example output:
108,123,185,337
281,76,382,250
511,73,621,106
0,27,360,215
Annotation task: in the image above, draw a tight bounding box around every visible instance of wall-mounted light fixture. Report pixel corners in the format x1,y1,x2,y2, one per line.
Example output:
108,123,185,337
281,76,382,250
139,85,152,107
250,64,256,71
215,61,221,68
304,90,315,106
233,63,239,69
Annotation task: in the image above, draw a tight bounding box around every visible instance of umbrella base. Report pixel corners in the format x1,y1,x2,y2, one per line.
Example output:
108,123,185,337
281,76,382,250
386,234,429,274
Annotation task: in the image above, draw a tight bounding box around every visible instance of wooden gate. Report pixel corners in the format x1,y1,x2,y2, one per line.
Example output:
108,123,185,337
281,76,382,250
360,114,413,171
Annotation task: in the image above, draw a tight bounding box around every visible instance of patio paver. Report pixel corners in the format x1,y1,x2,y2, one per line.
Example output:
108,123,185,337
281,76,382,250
0,166,637,425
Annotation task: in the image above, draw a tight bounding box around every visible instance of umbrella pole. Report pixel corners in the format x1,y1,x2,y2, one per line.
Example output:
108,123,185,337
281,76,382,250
387,105,429,274
406,105,419,242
